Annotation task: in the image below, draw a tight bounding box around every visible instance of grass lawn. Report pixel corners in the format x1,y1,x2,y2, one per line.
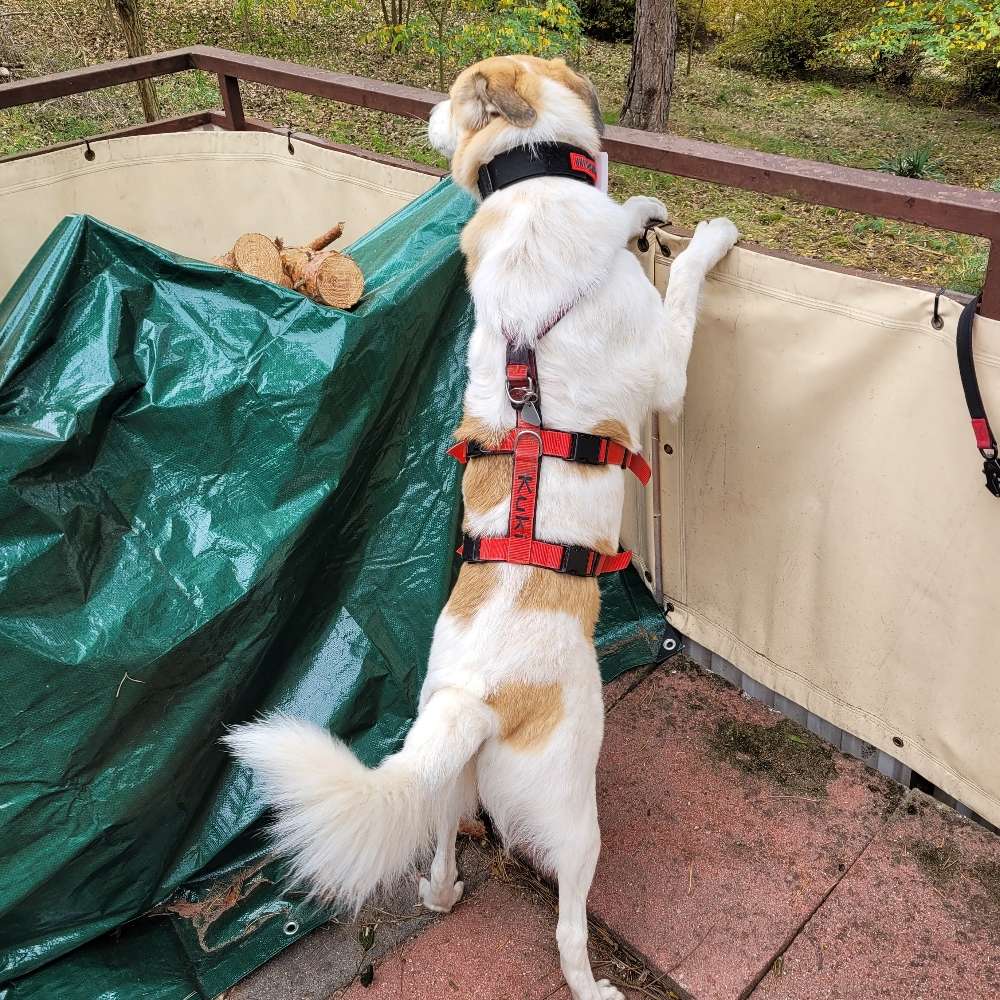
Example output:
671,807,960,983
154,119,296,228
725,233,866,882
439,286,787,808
3,0,999,292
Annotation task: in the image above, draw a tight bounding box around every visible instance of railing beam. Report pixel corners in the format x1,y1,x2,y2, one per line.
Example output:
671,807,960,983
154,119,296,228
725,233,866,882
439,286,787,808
0,49,193,109
218,73,246,130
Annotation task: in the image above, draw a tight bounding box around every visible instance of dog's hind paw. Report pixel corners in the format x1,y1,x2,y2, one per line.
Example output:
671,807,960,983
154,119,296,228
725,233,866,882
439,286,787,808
592,981,623,1000
418,876,465,913
595,981,624,1000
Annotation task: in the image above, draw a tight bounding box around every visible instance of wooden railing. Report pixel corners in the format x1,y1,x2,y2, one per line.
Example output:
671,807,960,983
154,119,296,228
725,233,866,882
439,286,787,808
3,45,999,317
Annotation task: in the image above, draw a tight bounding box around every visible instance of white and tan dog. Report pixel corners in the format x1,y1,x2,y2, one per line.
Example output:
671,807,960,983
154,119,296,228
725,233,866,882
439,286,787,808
227,55,738,1000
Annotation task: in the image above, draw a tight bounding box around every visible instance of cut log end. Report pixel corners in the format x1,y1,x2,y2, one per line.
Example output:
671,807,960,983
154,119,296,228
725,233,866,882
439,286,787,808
313,252,365,309
233,233,284,284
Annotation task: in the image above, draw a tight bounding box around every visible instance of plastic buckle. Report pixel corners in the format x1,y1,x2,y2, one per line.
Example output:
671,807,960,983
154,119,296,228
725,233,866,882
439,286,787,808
459,534,481,560
559,545,593,576
984,456,1000,498
570,433,603,465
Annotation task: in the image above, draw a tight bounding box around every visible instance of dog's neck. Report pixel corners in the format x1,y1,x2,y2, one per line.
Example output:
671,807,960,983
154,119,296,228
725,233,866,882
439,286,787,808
461,177,633,348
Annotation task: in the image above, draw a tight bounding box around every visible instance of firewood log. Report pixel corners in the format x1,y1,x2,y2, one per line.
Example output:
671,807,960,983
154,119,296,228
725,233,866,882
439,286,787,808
232,233,284,284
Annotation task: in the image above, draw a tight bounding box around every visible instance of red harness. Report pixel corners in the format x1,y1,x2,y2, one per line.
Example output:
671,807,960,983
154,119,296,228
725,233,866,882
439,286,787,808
449,328,651,578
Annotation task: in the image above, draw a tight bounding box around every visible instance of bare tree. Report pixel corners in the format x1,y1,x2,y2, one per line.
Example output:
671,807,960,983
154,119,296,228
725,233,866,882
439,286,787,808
620,0,678,131
109,0,160,122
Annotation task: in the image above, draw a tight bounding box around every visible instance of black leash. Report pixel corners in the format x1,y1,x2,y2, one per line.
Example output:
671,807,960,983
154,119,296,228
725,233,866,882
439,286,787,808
956,293,1000,497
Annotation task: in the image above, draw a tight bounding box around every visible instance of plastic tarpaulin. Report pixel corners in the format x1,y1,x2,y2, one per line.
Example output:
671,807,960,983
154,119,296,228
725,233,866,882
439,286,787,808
0,180,665,999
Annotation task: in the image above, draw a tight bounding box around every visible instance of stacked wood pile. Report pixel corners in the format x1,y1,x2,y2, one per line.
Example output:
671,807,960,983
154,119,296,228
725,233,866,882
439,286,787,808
212,224,364,309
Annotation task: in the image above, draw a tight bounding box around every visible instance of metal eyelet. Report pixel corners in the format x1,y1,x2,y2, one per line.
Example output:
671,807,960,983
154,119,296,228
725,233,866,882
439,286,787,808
931,289,945,330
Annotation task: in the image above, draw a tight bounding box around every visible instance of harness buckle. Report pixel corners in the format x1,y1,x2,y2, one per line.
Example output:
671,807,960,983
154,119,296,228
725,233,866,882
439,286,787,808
984,455,1000,498
559,545,593,577
570,433,603,465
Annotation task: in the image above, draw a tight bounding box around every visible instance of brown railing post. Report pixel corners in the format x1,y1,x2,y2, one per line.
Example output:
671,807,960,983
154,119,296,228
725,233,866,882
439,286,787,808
981,241,1000,321
218,73,245,130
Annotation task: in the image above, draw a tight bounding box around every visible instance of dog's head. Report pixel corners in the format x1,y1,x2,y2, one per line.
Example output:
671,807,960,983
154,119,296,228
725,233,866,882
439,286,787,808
428,55,604,195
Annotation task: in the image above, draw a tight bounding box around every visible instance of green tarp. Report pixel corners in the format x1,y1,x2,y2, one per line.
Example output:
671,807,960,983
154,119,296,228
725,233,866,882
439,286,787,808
0,179,665,999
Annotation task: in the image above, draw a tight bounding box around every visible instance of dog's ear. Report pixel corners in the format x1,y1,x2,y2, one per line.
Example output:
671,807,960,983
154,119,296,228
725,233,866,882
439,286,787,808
578,74,605,136
548,59,604,136
473,69,537,128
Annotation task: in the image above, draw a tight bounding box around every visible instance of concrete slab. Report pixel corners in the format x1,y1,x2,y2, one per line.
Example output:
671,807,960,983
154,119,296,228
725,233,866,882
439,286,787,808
589,662,905,1000
750,791,1000,1000
338,879,571,1000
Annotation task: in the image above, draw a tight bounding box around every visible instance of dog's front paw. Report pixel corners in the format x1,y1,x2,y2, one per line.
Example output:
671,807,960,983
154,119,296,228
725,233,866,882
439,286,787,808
418,876,464,913
691,217,740,268
624,195,670,238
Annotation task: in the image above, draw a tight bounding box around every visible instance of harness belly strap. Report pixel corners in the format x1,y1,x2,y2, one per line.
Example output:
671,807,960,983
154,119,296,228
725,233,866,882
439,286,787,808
451,329,649,578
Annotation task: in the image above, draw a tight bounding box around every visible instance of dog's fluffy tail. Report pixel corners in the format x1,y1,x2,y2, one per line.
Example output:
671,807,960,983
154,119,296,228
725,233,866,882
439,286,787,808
224,687,493,912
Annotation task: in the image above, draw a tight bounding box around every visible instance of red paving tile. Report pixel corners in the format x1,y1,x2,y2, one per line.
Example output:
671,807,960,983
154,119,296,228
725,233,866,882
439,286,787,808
750,792,1000,1000
340,880,572,1000
589,665,903,1000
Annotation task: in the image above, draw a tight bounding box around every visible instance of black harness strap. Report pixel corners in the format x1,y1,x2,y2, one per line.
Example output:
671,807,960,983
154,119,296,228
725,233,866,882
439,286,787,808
956,294,1000,497
477,143,598,200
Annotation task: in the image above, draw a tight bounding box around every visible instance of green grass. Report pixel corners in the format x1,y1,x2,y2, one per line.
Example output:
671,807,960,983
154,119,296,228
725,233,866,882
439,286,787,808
2,0,999,292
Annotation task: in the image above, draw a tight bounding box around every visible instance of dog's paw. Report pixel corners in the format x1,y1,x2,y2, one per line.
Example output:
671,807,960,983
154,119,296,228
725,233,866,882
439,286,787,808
595,980,625,1000
418,876,464,913
624,195,670,237
691,217,740,268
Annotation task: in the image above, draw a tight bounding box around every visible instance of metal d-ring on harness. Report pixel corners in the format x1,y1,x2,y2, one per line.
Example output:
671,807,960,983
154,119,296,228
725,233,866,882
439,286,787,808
449,314,652,577
956,293,1000,497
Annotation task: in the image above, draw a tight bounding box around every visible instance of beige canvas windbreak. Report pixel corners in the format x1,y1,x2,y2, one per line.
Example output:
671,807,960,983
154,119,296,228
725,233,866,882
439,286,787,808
0,130,439,297
625,233,1000,827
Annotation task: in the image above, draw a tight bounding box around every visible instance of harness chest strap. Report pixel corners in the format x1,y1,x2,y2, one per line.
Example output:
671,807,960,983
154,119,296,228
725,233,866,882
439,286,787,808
447,429,651,484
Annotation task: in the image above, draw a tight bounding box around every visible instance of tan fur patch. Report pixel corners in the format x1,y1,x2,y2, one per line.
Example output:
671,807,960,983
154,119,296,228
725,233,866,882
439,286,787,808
590,418,634,449
460,202,506,277
486,682,563,750
462,455,512,515
445,563,500,622
516,570,600,639
454,412,512,515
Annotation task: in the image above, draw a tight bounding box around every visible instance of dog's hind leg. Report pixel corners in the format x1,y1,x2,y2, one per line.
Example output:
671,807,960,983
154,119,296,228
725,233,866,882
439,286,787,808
553,781,623,1000
419,761,476,913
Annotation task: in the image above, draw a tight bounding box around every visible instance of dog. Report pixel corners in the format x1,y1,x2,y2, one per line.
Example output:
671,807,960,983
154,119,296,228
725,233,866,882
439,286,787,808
226,55,738,1000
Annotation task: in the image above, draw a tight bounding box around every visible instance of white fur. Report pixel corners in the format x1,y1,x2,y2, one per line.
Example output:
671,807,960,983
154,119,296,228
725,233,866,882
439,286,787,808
228,57,738,1000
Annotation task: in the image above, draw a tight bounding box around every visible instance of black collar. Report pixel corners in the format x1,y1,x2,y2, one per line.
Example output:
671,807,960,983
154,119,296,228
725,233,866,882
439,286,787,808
477,142,598,199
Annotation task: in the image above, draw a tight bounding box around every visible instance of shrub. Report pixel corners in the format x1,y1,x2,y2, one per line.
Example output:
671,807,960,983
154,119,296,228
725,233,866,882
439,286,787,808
878,146,946,180
410,0,582,90
579,0,714,46
714,0,869,76
834,1,1000,99
578,0,634,42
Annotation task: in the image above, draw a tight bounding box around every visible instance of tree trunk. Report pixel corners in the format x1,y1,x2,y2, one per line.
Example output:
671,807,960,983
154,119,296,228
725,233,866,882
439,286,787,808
620,0,678,132
110,0,160,122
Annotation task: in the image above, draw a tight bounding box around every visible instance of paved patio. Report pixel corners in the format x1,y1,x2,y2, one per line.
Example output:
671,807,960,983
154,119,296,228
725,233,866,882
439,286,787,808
227,658,1000,1000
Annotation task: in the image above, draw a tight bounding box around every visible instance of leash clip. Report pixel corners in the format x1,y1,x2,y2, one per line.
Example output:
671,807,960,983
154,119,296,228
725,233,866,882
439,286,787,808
983,455,1000,497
